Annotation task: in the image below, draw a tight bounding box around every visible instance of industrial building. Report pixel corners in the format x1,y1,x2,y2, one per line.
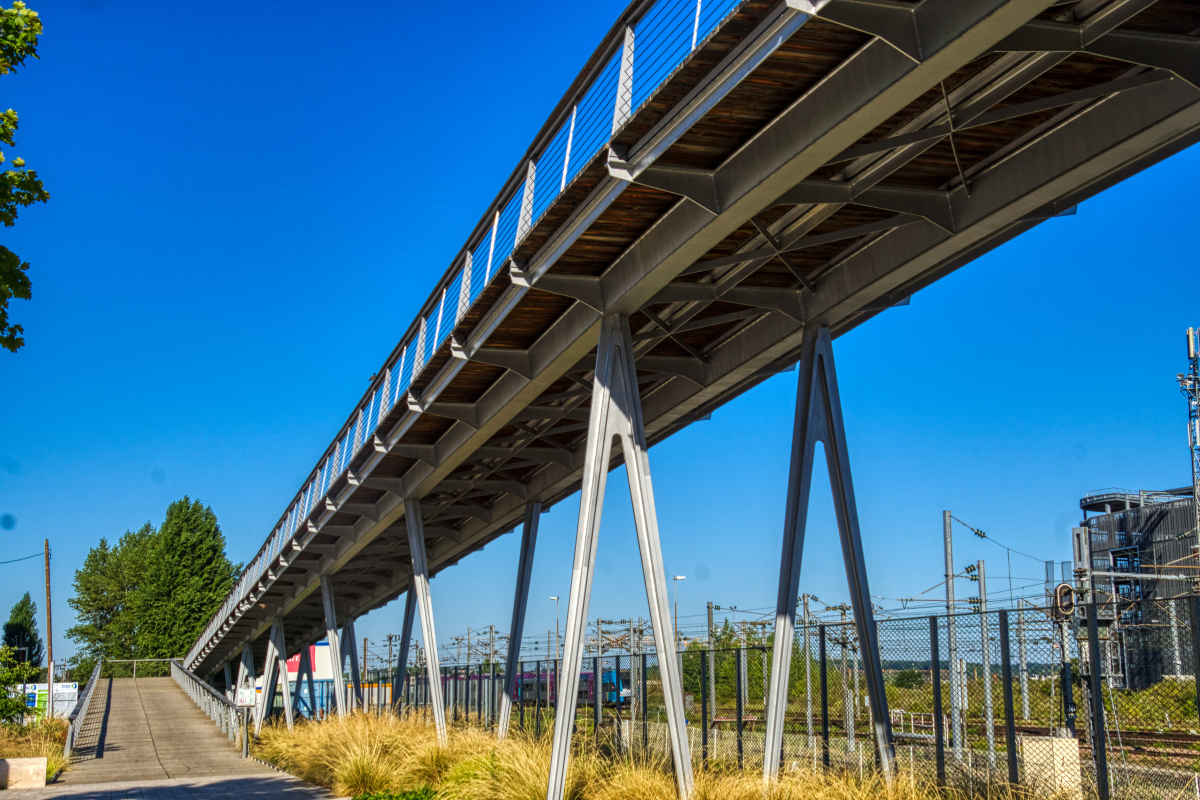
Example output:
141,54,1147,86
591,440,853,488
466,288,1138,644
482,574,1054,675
1073,488,1197,690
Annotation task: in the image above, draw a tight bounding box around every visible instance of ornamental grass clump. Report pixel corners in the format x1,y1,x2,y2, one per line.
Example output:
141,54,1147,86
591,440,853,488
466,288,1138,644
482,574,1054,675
255,711,1002,800
0,717,69,781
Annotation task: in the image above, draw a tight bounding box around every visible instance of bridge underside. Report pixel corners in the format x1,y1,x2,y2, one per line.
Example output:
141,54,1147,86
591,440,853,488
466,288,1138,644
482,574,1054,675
193,0,1200,679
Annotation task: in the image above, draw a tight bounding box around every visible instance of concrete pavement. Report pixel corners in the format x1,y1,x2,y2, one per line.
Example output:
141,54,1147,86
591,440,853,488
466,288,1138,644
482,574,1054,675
37,677,338,799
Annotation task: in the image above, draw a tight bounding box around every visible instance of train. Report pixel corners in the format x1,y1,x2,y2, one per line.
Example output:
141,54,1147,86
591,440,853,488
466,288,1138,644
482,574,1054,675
507,668,633,706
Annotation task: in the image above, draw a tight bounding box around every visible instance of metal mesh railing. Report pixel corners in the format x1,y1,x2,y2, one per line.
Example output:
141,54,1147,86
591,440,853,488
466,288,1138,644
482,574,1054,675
260,597,1200,799
186,0,761,671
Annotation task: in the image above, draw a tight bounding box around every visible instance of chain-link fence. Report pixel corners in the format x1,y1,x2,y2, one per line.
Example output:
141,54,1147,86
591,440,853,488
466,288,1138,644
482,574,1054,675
262,597,1199,798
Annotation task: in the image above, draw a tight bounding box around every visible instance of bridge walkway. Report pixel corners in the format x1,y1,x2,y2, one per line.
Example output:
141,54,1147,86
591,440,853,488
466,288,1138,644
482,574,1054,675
12,677,336,799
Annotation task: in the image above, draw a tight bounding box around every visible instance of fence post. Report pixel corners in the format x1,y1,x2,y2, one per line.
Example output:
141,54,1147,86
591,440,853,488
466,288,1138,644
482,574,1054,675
535,660,543,737
930,616,945,785
593,655,602,739
1190,596,1200,729
700,649,709,768
1086,604,1109,800
820,625,829,769
519,660,526,731
736,646,744,769
642,652,649,753
998,610,1018,787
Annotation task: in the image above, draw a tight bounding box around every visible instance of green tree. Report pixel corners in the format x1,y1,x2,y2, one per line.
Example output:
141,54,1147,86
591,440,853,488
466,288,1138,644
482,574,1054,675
893,669,925,690
0,1,48,353
0,644,37,722
67,498,240,672
133,497,238,659
66,523,156,676
3,590,42,666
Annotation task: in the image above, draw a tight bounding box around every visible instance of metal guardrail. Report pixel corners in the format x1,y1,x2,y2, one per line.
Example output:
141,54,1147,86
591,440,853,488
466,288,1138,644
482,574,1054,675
169,658,243,751
186,0,750,670
63,660,103,760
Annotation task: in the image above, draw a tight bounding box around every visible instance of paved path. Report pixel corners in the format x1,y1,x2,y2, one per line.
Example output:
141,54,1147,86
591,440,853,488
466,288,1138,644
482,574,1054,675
6,776,341,799
27,677,338,799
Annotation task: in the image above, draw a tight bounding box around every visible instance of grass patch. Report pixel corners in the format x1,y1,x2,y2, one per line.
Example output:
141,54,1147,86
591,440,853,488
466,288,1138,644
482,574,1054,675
0,718,68,781
254,712,1008,800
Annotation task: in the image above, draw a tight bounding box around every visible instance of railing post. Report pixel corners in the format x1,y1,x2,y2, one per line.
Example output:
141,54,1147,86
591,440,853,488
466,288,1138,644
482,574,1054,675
1086,603,1109,800
612,25,635,134
820,625,829,770
999,610,1018,787
1190,596,1200,729
593,655,601,739
735,645,744,769
700,649,709,768
931,616,944,785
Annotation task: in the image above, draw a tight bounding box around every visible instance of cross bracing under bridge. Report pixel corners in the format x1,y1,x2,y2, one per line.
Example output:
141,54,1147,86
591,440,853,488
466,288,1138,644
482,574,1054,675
189,0,1200,795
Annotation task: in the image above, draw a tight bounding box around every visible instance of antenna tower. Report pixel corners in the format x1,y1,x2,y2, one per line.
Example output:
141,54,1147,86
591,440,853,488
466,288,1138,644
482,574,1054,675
1179,327,1200,554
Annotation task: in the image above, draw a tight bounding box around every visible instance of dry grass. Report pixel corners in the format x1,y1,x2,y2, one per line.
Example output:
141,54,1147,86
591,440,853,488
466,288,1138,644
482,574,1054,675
254,712,1028,800
0,719,69,781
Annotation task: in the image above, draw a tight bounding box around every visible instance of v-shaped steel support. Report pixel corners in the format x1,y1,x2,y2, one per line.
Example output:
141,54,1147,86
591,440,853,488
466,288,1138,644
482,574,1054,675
292,644,316,718
255,616,294,734
762,326,895,781
406,498,448,743
547,315,693,800
340,616,362,710
498,501,541,740
320,574,349,717
391,585,417,711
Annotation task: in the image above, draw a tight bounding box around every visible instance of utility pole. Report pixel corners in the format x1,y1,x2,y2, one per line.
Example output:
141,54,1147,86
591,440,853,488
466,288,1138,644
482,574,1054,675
706,602,715,725
44,539,53,708
944,511,962,761
1179,327,1200,562
672,576,685,647
977,560,996,769
838,605,854,754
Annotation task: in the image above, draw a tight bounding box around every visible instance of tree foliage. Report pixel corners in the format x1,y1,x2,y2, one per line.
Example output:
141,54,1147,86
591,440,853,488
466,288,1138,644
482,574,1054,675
892,669,925,690
66,524,155,675
3,591,42,667
135,498,239,659
0,1,46,353
0,644,37,722
67,499,240,674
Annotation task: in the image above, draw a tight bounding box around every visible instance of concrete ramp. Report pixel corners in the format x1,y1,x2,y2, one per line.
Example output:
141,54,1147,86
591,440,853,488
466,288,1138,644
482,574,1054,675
48,677,333,799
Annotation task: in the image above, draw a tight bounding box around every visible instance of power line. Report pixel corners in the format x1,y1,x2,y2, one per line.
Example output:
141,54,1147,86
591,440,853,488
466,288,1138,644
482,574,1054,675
0,552,41,566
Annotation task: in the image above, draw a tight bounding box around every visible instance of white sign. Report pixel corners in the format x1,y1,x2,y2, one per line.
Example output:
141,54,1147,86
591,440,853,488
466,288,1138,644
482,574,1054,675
22,682,78,718
235,686,257,708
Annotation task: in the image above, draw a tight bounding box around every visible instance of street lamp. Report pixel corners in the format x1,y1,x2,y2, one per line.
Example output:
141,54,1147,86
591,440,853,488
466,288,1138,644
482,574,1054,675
672,576,686,646
550,596,560,660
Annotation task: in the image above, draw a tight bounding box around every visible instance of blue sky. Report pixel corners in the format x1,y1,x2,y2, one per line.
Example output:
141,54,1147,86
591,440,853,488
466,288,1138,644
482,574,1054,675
1,0,1197,669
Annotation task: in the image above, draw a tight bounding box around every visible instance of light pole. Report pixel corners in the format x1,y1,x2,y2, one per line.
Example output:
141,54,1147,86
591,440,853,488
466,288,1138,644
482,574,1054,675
550,597,560,659
672,576,686,647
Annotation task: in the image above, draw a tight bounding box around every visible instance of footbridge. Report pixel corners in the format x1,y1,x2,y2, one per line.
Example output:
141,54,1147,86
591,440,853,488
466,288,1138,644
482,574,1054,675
184,0,1200,795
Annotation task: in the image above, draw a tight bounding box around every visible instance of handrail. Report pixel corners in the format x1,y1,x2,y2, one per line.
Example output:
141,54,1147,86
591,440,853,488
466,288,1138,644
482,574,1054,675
186,0,753,671
170,659,243,752
64,660,103,760
171,659,238,709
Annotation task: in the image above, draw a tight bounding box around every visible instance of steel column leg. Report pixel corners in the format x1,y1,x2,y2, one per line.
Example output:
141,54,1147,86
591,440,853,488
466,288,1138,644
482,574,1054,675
546,315,694,800
255,628,277,733
406,498,448,743
763,326,895,781
271,617,295,731
392,587,417,712
341,616,362,709
255,617,292,734
320,574,349,717
499,501,542,740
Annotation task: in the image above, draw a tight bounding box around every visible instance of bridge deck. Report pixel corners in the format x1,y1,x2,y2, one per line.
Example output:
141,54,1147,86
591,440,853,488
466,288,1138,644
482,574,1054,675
186,0,1200,680
44,678,332,798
